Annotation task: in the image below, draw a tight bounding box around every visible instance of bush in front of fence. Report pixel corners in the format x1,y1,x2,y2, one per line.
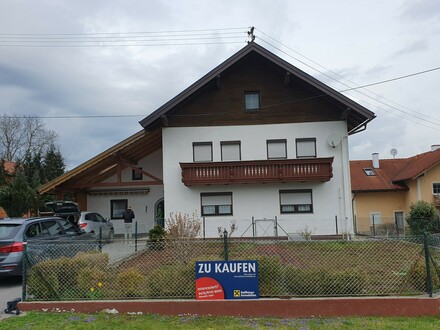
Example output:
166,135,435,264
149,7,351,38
407,258,440,292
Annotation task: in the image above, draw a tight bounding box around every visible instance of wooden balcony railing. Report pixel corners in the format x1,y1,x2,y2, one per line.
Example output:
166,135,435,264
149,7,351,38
180,158,333,186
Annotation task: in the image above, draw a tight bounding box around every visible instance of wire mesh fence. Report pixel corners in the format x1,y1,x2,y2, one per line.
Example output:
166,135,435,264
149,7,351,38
22,234,440,301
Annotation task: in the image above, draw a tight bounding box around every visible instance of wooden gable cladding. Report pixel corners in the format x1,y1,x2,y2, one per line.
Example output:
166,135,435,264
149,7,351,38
44,128,163,194
163,52,342,128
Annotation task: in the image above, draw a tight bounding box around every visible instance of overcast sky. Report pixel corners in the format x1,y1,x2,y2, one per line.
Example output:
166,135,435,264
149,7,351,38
1,0,439,169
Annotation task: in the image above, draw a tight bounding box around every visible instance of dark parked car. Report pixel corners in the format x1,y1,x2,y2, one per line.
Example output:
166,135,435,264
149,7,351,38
41,201,81,225
0,216,95,278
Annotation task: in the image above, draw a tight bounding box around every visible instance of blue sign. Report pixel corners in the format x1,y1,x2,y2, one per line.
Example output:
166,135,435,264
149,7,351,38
195,260,259,300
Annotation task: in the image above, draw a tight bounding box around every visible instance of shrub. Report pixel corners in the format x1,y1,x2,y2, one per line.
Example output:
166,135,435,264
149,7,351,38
116,267,147,298
148,225,166,250
166,211,201,239
322,270,365,295
283,267,324,295
147,263,195,298
407,201,440,235
257,256,283,296
407,257,440,292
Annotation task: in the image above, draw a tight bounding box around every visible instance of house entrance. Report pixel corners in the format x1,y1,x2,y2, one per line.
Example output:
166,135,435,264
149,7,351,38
154,199,164,228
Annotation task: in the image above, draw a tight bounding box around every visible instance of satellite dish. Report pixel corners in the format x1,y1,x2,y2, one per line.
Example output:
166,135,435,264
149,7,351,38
327,133,342,148
390,148,398,158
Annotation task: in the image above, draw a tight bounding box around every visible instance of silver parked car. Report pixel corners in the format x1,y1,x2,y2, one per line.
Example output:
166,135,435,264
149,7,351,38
78,212,114,242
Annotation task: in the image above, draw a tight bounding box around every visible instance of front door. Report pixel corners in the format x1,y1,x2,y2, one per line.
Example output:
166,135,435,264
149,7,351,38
155,200,165,228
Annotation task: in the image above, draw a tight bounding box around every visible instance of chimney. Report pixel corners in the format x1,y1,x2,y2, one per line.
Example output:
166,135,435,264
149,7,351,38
372,153,380,169
431,145,440,152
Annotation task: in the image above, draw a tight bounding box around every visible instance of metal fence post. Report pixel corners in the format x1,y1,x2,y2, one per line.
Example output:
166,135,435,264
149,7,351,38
98,227,102,252
135,221,138,252
423,232,433,297
335,215,338,235
203,217,206,240
22,242,27,302
252,216,255,237
223,229,228,261
274,216,278,237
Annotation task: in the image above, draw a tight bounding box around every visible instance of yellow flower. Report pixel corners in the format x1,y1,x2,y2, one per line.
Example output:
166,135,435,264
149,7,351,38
98,282,103,288
90,287,95,293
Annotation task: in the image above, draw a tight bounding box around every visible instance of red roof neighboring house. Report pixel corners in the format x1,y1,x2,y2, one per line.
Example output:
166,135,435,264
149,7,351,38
350,147,440,192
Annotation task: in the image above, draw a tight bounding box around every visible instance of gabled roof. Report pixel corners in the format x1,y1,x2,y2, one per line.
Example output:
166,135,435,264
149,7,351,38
139,42,375,134
350,148,440,192
38,129,161,194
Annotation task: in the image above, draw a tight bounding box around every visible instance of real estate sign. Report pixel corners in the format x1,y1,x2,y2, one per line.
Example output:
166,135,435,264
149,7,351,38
195,260,259,300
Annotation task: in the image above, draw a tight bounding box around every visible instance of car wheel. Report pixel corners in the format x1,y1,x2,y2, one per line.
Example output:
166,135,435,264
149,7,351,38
106,229,114,243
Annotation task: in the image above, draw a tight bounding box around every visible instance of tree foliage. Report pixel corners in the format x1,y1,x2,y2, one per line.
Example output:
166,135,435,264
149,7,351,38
0,114,58,162
406,200,440,235
0,169,37,217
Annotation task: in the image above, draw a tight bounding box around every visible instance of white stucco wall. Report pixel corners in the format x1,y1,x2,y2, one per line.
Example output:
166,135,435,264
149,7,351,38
162,121,353,238
87,149,164,235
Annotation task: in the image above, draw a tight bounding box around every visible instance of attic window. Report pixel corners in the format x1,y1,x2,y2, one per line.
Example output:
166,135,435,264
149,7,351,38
363,168,376,176
244,91,260,111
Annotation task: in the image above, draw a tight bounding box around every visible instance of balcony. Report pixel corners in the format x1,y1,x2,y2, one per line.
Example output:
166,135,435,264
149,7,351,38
180,158,333,186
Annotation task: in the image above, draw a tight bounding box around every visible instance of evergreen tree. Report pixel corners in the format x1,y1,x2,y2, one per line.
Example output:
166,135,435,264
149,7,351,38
407,201,440,235
22,152,44,186
43,144,65,182
0,159,7,186
0,169,36,217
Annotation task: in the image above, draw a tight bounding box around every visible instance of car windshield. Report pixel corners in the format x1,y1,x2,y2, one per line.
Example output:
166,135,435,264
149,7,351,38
0,224,21,239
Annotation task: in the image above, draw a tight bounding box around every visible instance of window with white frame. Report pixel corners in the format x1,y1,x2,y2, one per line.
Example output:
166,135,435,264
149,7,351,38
221,141,241,161
193,142,213,162
267,139,287,159
370,212,381,225
433,182,440,195
296,138,316,158
244,91,260,111
201,192,233,216
279,190,313,213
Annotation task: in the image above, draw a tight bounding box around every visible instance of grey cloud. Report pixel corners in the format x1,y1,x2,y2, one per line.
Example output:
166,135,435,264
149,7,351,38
392,39,429,58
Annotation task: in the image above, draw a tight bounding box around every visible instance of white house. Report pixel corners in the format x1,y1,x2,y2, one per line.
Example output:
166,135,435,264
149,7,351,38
39,42,375,238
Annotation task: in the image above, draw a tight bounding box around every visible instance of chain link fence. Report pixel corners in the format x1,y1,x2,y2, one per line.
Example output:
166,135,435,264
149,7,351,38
22,233,440,301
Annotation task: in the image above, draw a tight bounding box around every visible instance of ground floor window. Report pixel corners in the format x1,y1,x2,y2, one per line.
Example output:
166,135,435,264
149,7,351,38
433,182,440,194
111,199,127,219
201,192,233,216
279,189,313,213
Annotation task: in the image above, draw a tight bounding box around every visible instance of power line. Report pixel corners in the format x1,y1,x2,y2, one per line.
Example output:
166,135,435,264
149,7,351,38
257,35,440,128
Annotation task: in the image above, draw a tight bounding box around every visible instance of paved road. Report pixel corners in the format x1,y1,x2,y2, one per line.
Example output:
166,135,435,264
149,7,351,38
0,276,22,320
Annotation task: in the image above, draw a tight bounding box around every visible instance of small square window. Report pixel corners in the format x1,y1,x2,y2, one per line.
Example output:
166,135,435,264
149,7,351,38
433,183,440,194
132,167,143,180
280,190,313,214
363,168,376,176
244,91,260,111
296,138,316,158
267,139,287,159
193,142,213,162
201,193,233,216
221,141,241,161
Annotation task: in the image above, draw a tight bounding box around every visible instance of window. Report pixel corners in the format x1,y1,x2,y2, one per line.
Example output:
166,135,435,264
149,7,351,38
370,212,381,225
193,142,213,162
41,220,63,236
296,138,316,158
201,193,233,216
244,91,260,111
58,219,78,234
132,167,143,180
221,141,241,161
363,168,376,176
111,199,127,219
394,211,405,230
279,190,313,213
433,183,440,194
267,139,287,159
26,223,42,238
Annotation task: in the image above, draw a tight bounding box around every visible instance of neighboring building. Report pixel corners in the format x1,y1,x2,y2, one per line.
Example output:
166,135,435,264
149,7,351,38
351,146,440,235
0,161,16,218
38,42,375,237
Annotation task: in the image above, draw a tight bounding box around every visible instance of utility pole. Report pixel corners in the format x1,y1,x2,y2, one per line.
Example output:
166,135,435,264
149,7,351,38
247,26,255,43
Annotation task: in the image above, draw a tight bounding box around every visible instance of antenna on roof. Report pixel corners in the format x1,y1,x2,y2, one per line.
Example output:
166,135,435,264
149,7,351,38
390,148,398,159
247,26,255,44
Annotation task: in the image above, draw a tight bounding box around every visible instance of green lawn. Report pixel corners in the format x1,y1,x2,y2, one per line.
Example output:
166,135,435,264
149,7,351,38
1,312,440,330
